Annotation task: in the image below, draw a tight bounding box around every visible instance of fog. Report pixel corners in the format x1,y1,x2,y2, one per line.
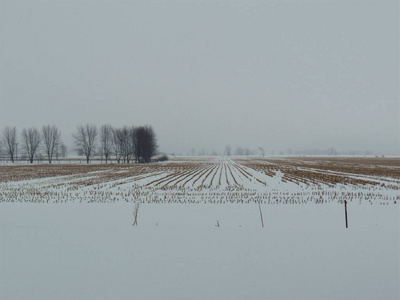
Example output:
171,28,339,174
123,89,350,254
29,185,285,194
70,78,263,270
1,0,398,155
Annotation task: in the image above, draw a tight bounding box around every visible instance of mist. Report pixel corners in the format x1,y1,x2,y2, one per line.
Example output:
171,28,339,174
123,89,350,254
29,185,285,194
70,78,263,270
1,0,398,155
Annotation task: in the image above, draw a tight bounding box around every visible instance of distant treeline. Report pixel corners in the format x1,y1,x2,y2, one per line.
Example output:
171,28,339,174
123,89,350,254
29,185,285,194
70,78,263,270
0,124,159,164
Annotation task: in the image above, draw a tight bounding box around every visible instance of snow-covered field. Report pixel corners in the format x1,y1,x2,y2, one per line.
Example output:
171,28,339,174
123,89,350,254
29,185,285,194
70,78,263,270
1,157,399,299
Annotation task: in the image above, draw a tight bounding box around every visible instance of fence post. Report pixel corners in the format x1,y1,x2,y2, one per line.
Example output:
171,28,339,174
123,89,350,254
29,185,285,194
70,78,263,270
258,200,264,228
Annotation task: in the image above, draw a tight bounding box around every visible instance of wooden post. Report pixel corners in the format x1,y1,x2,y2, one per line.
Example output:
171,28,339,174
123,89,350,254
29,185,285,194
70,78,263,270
258,200,264,228
344,200,348,228
133,202,139,226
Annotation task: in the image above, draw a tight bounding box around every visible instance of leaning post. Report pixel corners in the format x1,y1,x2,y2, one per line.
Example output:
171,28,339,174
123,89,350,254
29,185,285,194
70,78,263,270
258,200,264,228
344,200,348,228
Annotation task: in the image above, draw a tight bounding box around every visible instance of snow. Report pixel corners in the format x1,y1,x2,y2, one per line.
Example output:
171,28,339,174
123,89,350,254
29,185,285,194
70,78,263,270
1,157,399,299
1,202,399,300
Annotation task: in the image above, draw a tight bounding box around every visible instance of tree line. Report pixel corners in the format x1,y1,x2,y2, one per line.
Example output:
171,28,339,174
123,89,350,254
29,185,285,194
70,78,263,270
0,124,158,164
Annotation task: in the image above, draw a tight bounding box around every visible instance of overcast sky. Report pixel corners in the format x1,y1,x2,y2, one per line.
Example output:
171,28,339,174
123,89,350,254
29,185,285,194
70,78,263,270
1,0,399,155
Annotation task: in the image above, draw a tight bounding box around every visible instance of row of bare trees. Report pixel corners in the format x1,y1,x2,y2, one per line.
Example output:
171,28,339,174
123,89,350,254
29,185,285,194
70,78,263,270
73,124,158,164
1,124,158,164
224,145,264,157
1,125,64,163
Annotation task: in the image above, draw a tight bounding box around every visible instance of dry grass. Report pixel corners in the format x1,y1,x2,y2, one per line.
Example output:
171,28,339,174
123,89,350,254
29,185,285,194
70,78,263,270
235,157,400,187
1,157,399,205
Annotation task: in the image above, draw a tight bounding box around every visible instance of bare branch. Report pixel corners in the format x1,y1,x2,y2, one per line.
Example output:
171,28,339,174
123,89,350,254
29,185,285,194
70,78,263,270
2,126,17,163
73,124,98,163
42,125,61,163
21,127,41,163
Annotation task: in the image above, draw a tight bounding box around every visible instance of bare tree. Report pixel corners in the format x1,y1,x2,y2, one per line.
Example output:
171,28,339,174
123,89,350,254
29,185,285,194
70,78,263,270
112,128,123,163
134,127,144,162
60,143,67,158
128,126,137,163
2,126,17,163
224,145,231,157
258,147,265,157
73,124,98,163
21,127,41,163
135,125,158,163
112,126,131,163
235,147,244,156
119,127,128,163
42,125,61,163
130,126,138,163
121,126,133,163
100,124,113,163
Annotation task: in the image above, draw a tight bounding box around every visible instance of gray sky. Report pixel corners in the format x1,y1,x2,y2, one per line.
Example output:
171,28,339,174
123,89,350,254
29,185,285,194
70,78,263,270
1,0,399,155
